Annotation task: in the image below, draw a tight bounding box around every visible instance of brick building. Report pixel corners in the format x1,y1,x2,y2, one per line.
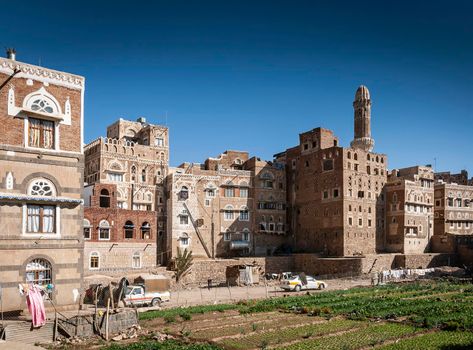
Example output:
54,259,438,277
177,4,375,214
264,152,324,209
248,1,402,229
166,151,253,260
0,50,84,311
385,166,434,254
245,156,288,256
276,86,387,257
83,118,169,273
431,182,473,259
434,170,470,186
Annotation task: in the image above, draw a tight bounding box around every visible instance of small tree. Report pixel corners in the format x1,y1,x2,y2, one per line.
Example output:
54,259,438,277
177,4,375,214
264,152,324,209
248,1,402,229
175,248,193,282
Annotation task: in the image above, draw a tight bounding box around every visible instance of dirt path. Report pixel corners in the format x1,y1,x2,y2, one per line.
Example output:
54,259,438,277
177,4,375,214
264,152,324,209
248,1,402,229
147,277,371,310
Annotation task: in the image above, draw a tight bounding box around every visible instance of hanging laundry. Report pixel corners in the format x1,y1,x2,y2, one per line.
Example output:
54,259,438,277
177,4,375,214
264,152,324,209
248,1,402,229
26,285,46,328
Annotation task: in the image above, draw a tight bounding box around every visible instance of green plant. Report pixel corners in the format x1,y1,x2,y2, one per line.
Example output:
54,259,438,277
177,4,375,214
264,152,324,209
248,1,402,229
164,314,176,323
174,248,193,282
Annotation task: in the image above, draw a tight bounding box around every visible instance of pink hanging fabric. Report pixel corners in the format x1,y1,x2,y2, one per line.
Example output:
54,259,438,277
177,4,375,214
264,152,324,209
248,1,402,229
26,285,46,328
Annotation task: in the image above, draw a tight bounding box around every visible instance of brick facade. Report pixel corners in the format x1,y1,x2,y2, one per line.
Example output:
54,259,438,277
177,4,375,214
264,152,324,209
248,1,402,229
0,54,84,312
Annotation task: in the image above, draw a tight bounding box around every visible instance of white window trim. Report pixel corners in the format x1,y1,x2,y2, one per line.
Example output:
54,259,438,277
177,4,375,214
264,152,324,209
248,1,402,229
22,203,61,237
98,221,111,241
89,251,100,270
224,232,231,241
24,117,60,152
132,252,142,269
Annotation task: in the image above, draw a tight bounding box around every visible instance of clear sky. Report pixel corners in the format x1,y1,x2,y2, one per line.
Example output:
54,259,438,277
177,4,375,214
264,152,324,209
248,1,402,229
2,1,472,173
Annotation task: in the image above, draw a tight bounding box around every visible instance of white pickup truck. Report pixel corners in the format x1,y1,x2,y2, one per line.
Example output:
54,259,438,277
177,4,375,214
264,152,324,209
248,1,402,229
123,284,171,307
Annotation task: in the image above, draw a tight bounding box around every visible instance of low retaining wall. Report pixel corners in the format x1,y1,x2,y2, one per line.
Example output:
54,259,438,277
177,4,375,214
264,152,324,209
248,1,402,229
58,309,138,338
179,252,458,285
180,256,294,286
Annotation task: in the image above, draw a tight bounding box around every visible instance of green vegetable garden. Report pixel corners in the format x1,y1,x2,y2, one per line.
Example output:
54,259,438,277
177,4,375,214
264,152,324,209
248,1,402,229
107,281,473,350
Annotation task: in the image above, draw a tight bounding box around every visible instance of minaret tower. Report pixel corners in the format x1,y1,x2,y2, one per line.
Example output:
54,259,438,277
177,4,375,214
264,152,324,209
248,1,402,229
350,85,375,152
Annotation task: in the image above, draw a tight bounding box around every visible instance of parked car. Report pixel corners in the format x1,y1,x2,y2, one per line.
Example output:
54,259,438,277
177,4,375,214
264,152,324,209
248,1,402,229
123,284,170,306
280,275,327,292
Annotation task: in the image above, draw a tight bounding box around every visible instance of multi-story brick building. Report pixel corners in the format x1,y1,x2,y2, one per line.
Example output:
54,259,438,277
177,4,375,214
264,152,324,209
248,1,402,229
83,118,169,273
245,156,288,256
435,170,470,186
276,86,387,257
385,166,434,254
0,50,84,311
166,151,253,260
432,182,473,256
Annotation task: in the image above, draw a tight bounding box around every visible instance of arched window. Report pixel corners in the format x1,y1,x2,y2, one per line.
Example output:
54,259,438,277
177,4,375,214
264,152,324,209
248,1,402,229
179,233,189,247
84,219,91,240
141,169,146,182
347,151,351,159
98,220,110,240
90,252,100,270
31,98,54,113
224,205,234,221
131,165,137,182
26,179,57,234
178,186,189,201
239,206,249,221
26,258,52,286
242,229,250,242
100,189,110,208
354,153,358,161
141,222,151,239
132,252,141,269
367,154,370,161
124,220,134,239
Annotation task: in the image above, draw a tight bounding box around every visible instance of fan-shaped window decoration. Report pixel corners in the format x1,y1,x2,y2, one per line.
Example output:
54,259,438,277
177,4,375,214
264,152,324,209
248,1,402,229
26,258,52,287
29,179,55,196
31,99,54,113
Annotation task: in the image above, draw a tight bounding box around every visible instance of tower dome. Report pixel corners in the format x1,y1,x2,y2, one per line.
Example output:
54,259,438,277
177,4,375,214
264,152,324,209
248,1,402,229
355,85,370,101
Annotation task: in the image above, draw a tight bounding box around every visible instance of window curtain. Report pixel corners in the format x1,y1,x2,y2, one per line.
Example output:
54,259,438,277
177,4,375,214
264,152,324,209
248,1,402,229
43,120,54,149
29,119,41,147
27,205,40,233
43,206,55,233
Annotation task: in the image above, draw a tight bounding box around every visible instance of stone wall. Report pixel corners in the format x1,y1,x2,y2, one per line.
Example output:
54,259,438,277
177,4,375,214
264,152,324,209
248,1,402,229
394,253,457,269
59,309,138,337
180,256,294,286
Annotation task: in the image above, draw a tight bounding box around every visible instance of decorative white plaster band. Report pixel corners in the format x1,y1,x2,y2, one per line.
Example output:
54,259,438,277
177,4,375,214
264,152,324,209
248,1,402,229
0,58,84,91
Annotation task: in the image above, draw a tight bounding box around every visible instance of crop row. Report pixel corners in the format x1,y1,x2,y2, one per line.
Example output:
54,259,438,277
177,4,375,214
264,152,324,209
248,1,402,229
219,319,363,350
279,323,420,350
190,314,311,340
377,330,473,350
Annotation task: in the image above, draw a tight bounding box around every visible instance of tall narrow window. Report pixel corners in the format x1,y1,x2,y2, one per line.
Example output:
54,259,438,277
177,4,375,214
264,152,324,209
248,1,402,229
239,207,249,221
84,219,91,239
124,221,134,239
132,252,141,268
141,169,146,182
224,206,234,220
141,222,151,239
240,187,248,198
89,252,100,270
99,189,110,208
99,220,110,240
29,118,54,149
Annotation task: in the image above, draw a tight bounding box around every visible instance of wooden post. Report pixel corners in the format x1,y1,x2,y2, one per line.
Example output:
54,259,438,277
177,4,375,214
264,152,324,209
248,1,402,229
108,283,115,310
265,280,269,299
105,298,110,341
54,311,58,341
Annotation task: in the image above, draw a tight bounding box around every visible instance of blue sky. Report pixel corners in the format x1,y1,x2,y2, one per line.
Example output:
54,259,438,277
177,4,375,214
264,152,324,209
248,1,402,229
2,1,472,173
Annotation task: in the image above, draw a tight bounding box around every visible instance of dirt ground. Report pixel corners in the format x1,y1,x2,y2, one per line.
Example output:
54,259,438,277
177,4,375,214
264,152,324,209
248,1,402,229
153,277,371,310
